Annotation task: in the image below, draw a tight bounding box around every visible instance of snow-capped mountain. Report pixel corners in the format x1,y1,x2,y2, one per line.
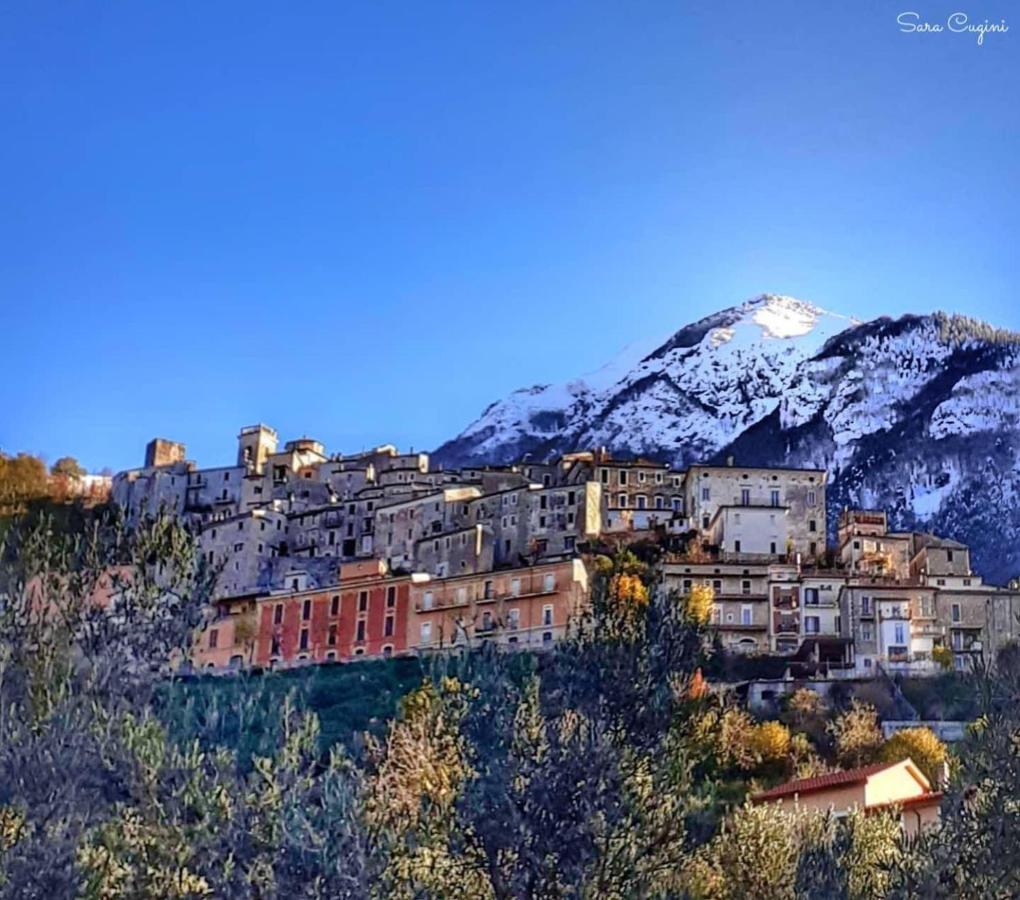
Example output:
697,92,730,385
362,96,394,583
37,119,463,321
434,295,1020,585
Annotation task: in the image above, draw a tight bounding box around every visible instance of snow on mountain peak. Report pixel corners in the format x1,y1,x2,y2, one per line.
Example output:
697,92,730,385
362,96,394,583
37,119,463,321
719,294,858,346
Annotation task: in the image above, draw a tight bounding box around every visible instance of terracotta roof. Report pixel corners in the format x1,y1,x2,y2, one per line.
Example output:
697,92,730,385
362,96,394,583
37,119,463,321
751,762,893,802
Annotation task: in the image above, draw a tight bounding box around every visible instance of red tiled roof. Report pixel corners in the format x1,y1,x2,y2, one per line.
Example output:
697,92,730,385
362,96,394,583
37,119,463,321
751,762,893,802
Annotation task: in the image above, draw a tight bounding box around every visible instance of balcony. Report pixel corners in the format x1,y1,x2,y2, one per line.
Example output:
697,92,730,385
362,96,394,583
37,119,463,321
914,622,943,638
773,596,799,611
879,609,911,621
774,620,799,635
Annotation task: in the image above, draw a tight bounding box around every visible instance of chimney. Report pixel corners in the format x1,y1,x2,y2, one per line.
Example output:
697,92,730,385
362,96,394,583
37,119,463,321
726,455,735,467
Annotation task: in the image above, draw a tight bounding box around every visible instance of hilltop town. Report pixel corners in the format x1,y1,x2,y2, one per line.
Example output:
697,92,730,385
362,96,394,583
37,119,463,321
111,424,1020,677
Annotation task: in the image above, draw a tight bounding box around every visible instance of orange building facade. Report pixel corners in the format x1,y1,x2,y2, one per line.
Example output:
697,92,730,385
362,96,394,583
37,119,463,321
253,561,411,667
408,558,589,653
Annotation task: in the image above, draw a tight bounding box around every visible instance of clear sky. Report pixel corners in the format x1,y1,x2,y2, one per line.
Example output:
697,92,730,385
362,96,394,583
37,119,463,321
2,1,1017,472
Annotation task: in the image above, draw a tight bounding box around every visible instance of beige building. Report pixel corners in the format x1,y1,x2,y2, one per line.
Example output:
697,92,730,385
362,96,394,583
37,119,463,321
751,758,941,838
660,561,771,653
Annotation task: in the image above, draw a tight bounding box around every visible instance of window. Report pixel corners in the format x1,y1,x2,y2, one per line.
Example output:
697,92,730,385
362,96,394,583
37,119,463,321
423,591,434,610
299,629,309,651
508,608,520,630
511,579,521,597
330,595,340,616
861,596,872,615
741,606,752,626
682,579,692,592
713,579,722,592
382,645,393,658
619,470,628,485
543,573,555,592
952,631,964,651
655,496,664,510
952,603,961,623
703,515,710,529
740,488,750,506
636,495,647,510
208,629,219,649
861,623,873,642
701,487,710,502
770,489,780,507
734,540,741,553
542,605,553,626
600,469,609,484
804,588,819,605
809,519,817,533
540,495,548,510
421,621,432,643
770,542,777,554
273,604,284,625
327,624,337,646
894,622,905,644
742,580,751,595
356,620,366,642
809,541,817,556
656,472,663,484
358,591,368,612
807,490,816,507
618,493,628,508
947,550,955,563
805,616,820,634
542,631,553,645
481,611,493,631
638,471,646,483
568,491,576,505
672,497,682,512
456,586,468,605
302,599,311,620
565,536,575,551
386,586,396,607
384,615,394,637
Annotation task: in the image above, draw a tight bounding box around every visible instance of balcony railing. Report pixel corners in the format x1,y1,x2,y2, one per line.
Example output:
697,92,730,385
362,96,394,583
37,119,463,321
912,622,943,638
775,620,799,634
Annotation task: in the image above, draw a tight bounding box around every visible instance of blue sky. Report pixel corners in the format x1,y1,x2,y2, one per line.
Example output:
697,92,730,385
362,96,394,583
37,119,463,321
2,1,1017,472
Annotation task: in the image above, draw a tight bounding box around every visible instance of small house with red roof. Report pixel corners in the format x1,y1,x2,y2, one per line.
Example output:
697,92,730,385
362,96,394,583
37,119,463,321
751,758,941,837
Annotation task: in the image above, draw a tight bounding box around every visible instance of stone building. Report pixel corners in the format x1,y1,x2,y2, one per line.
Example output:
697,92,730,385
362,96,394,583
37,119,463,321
685,463,826,562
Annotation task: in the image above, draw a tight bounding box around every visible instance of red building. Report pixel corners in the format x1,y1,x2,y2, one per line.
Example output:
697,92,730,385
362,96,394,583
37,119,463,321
254,560,410,667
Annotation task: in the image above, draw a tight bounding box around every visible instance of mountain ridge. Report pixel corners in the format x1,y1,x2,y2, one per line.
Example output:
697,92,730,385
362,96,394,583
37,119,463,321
434,295,1020,585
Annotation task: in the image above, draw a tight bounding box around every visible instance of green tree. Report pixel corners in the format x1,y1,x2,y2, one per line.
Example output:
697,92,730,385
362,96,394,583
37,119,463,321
50,457,86,479
829,701,883,768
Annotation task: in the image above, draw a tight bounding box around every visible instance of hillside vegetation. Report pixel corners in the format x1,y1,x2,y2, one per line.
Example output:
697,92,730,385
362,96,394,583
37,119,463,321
2,513,1020,897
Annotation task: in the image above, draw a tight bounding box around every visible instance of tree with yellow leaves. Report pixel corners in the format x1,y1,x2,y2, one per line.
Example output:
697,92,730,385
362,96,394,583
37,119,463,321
685,583,715,626
879,726,947,787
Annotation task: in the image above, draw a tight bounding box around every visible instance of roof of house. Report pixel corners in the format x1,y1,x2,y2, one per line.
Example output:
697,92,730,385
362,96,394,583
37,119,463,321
751,758,933,804
751,762,892,802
